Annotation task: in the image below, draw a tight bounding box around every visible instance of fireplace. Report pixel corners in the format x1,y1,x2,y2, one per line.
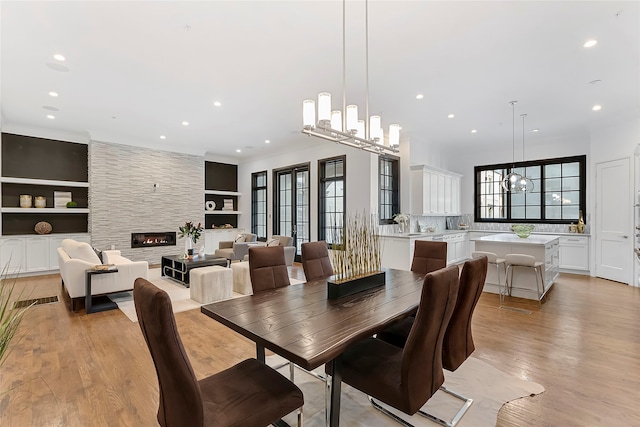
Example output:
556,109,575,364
131,232,177,248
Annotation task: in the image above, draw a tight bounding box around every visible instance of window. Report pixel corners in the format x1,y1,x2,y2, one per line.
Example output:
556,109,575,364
251,171,267,240
319,156,345,245
379,156,400,223
475,155,586,224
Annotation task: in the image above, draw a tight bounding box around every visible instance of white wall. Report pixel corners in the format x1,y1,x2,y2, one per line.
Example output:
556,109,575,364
237,142,377,241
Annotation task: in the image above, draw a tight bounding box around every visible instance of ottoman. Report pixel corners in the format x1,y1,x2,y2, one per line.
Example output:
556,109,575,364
230,261,253,295
189,265,233,303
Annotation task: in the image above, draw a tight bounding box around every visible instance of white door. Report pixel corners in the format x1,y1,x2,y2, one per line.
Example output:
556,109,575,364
596,158,632,284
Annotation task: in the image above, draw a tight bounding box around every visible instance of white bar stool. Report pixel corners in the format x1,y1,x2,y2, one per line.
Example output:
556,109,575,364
505,254,545,306
472,251,506,307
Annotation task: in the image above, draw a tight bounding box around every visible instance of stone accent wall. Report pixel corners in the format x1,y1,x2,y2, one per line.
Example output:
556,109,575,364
89,141,203,264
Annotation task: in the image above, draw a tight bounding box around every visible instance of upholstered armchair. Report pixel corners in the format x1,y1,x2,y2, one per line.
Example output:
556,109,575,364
213,233,258,262
239,235,296,266
57,239,148,311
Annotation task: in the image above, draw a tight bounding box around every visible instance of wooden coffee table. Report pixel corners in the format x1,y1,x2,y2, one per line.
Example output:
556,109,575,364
161,254,227,287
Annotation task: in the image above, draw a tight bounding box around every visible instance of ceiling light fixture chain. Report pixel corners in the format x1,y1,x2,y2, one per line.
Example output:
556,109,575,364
519,113,534,192
501,100,525,192
301,0,399,156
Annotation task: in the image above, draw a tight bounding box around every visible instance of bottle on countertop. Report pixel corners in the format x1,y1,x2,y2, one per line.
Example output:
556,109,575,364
577,210,585,234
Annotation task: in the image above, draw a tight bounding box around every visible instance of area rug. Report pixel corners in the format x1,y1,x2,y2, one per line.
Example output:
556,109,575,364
274,355,544,427
109,268,304,322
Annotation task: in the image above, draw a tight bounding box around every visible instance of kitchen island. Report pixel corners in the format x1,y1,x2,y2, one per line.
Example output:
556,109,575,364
475,233,560,300
379,230,469,271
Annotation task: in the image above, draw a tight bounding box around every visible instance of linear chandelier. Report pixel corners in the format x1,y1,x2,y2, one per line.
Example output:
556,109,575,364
301,0,400,155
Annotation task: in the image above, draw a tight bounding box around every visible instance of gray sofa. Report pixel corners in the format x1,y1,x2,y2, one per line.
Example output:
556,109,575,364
242,235,296,266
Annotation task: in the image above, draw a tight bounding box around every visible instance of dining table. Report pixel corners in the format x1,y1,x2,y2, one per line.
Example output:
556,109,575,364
200,267,425,427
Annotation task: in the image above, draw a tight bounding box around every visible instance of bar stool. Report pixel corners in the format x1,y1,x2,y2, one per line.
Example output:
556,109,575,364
505,254,545,307
472,251,506,307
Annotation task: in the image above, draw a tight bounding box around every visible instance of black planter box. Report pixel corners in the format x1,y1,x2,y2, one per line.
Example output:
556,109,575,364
327,270,386,299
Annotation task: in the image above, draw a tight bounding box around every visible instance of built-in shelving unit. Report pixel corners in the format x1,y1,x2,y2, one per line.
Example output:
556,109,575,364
1,133,89,235
204,161,240,229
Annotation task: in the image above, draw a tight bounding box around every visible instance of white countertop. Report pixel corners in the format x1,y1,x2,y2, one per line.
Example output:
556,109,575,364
378,230,468,239
477,233,560,245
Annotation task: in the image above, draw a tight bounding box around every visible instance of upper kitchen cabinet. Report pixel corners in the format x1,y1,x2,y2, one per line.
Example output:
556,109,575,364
410,165,462,216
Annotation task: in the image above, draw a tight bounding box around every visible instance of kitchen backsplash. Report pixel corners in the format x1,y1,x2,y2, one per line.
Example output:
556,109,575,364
379,213,590,234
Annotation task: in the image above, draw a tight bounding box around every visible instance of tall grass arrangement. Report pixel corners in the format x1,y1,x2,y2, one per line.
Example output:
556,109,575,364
0,265,34,369
329,211,381,283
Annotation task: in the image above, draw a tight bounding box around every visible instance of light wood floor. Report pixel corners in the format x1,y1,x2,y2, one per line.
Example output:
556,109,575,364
1,267,639,426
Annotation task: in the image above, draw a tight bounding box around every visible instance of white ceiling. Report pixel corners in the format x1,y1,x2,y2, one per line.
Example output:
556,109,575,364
1,1,638,159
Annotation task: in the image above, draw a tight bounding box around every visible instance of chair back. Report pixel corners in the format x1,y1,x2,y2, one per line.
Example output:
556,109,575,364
402,264,459,413
248,246,290,292
301,241,334,281
442,256,488,371
242,233,258,243
133,278,203,427
472,250,498,263
272,235,294,247
411,240,447,274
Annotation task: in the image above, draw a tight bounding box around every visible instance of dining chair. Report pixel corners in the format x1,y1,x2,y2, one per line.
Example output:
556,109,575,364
411,240,447,274
325,265,459,427
133,278,304,427
376,256,488,427
248,245,290,292
301,241,334,281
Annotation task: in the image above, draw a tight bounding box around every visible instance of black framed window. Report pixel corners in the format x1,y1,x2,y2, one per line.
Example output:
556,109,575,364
474,155,586,224
379,156,400,223
318,156,345,245
251,171,267,240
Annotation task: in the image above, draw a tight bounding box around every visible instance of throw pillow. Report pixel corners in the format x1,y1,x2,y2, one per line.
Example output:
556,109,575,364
92,247,104,263
235,234,246,243
266,238,279,247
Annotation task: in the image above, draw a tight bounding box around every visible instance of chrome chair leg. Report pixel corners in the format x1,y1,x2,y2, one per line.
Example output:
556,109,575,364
417,386,473,427
368,396,415,427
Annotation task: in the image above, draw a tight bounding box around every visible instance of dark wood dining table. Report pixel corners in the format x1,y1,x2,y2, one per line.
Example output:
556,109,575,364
200,267,425,427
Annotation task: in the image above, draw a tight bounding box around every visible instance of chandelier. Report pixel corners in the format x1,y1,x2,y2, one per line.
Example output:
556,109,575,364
501,101,526,192
301,0,400,155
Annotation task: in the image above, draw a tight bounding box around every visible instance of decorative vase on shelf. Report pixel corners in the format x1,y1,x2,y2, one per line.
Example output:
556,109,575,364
34,196,46,208
19,195,32,208
577,210,585,234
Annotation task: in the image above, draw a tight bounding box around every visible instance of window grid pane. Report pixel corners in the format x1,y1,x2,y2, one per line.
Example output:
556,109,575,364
319,157,345,244
251,171,267,240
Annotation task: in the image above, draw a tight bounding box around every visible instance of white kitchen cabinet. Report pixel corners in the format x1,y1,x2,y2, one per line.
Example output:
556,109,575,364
48,235,67,270
559,235,590,273
410,165,462,216
443,233,469,264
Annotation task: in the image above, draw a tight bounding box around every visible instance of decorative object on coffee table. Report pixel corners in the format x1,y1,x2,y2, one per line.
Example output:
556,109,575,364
327,211,384,299
19,195,32,208
178,221,203,256
34,196,46,208
34,221,52,235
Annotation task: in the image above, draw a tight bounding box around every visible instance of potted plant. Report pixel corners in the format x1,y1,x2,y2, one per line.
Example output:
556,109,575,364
178,221,203,256
1,266,34,370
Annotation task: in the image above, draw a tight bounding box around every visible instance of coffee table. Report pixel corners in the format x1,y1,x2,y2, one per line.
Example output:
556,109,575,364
161,254,227,287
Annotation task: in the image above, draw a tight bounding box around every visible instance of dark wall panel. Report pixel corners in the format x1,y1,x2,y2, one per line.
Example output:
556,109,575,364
205,161,237,192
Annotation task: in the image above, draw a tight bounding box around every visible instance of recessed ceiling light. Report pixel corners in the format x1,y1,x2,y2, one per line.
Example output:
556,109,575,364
213,101,221,107
265,139,270,144
182,121,189,126
416,94,424,100
46,115,55,119
592,104,602,111
236,149,241,153
160,135,166,139
447,114,455,119
49,91,58,97
53,54,66,61
583,40,597,48
471,129,477,133
532,129,540,132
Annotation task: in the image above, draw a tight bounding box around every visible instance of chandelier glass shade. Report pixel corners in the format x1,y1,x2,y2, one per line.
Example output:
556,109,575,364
301,0,399,155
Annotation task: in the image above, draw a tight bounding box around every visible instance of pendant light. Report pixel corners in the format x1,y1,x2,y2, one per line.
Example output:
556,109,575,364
501,101,525,192
518,114,534,192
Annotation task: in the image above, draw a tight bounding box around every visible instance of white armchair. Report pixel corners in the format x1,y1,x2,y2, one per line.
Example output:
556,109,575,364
57,239,148,311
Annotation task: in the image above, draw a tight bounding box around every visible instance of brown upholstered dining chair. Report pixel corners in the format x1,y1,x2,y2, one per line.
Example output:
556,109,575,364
248,245,290,293
133,278,304,427
376,255,489,427
301,241,334,281
326,265,459,426
411,240,447,274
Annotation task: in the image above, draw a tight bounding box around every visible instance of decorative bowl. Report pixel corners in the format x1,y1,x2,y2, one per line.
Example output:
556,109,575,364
511,224,534,238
